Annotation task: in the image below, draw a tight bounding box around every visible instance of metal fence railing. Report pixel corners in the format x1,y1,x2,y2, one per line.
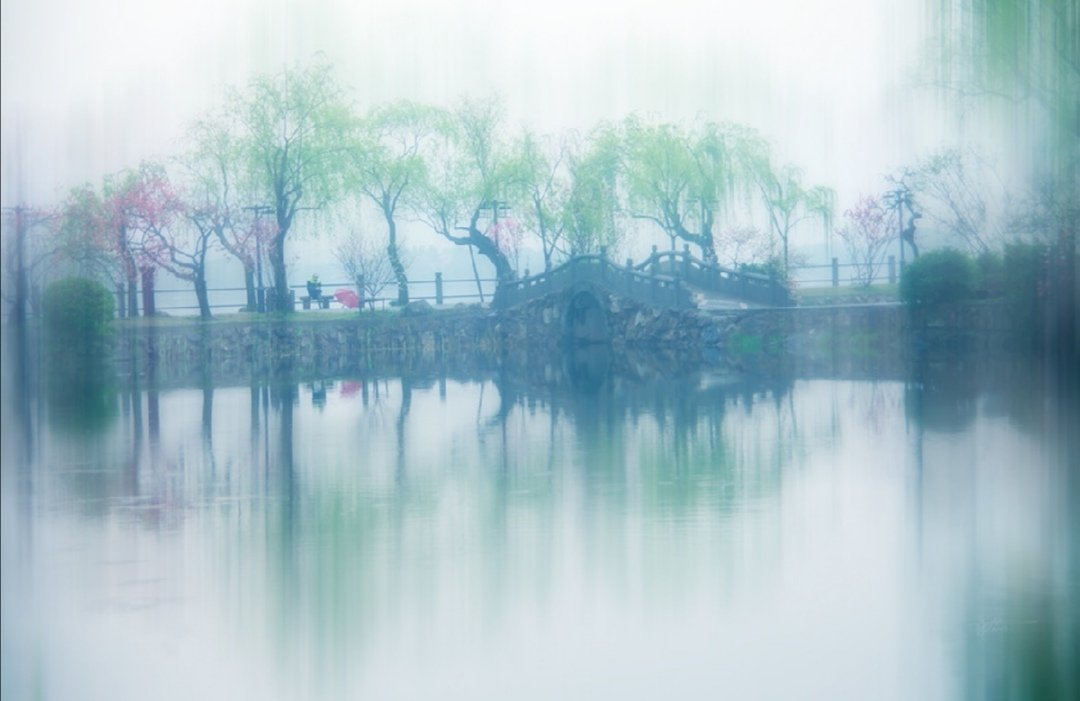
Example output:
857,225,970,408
30,252,900,319
789,256,900,289
131,275,501,316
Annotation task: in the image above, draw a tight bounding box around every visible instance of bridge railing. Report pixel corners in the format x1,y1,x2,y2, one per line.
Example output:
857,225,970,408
495,254,695,310
635,247,792,307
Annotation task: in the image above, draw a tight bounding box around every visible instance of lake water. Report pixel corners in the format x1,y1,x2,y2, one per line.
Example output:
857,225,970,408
2,355,1077,700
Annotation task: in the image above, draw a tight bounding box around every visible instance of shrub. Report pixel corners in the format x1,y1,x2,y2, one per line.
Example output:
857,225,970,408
974,250,1005,298
900,249,976,306
43,277,115,355
1003,242,1049,312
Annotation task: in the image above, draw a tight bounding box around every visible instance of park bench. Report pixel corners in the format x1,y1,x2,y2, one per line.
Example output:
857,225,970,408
301,295,332,310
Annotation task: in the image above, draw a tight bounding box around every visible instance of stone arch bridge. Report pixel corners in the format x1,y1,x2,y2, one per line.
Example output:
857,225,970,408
494,250,790,349
493,249,792,348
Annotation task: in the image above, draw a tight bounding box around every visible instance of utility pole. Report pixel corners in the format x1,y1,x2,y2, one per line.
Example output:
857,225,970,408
885,173,919,272
884,186,909,270
897,190,907,270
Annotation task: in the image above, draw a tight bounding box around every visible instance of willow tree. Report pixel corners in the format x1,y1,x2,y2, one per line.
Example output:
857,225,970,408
926,0,1078,159
347,101,438,304
58,186,114,281
621,118,697,254
563,125,623,257
622,118,752,264
926,0,1077,225
414,97,521,290
229,61,353,311
739,131,834,274
517,129,578,271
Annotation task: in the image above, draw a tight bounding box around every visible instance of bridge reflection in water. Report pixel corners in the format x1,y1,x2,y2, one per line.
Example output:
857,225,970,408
2,319,1076,701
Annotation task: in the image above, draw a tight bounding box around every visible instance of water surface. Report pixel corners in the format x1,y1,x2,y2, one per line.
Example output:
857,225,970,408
2,360,1076,700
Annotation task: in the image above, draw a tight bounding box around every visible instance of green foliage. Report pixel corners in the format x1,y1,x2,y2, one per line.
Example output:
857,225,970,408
47,365,117,435
738,258,785,280
413,96,521,283
563,125,623,256
346,100,442,300
1003,242,1049,312
900,249,977,306
42,276,118,434
515,129,572,268
620,117,761,262
926,0,1078,156
726,332,763,356
43,277,115,354
227,60,355,310
740,131,834,272
974,250,1005,297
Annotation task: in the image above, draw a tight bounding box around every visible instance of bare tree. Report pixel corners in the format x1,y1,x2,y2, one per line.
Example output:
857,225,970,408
1,206,57,324
334,231,397,309
910,148,1008,254
835,195,893,286
715,224,770,270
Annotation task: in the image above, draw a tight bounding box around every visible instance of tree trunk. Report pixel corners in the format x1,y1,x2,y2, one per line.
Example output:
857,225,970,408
700,232,718,265
469,229,516,307
701,210,718,265
195,273,212,319
244,265,256,311
119,226,139,318
385,214,409,305
470,229,515,284
269,230,290,312
127,273,139,318
141,267,156,316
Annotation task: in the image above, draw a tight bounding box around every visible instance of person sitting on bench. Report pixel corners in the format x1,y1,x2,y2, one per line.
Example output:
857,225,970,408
306,274,323,303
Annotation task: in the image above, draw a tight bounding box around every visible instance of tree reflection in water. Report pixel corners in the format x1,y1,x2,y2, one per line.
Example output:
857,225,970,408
1,345,1076,700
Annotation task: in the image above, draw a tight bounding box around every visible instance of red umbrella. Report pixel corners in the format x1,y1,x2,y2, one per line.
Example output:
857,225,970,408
334,289,360,309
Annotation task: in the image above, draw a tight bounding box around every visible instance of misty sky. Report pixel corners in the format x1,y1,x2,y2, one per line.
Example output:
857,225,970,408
2,0,975,270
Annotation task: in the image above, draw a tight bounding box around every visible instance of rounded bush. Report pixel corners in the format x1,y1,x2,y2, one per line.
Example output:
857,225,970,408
43,277,115,353
900,249,976,306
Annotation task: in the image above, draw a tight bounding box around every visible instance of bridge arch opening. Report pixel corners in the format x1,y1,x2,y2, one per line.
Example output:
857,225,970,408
563,289,610,346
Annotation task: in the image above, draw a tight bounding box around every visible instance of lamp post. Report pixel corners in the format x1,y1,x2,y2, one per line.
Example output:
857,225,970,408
481,199,510,233
884,176,919,271
245,205,273,312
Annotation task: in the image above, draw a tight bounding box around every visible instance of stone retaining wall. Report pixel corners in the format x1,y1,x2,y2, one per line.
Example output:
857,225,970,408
113,296,1022,386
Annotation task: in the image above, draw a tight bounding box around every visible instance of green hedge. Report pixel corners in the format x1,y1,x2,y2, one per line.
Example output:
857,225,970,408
43,277,115,355
900,249,976,306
